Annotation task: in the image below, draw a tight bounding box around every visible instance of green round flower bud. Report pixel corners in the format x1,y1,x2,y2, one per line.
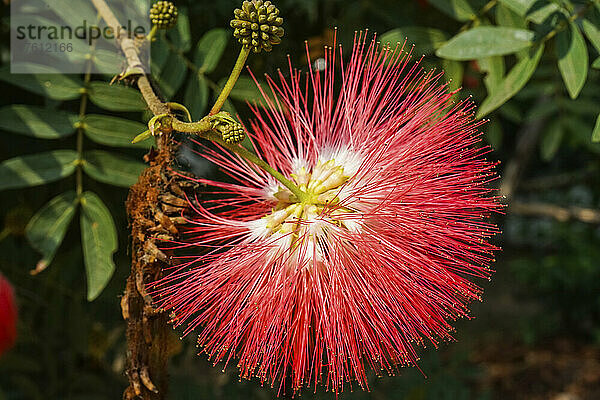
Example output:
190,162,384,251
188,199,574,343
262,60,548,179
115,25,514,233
150,1,178,30
220,123,246,144
230,0,284,53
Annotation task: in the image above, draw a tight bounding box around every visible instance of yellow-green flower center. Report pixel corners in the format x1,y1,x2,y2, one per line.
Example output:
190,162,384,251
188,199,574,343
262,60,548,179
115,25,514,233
261,158,354,236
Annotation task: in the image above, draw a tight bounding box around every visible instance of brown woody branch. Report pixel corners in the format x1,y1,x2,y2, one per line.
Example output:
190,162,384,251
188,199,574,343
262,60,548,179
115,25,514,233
520,168,597,191
498,98,548,201
90,0,169,116
509,201,600,224
89,1,181,399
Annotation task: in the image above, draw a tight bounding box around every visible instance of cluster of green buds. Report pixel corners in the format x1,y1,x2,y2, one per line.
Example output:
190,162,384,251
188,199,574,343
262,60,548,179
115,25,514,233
149,1,178,29
230,0,284,53
136,1,285,148
211,114,246,144
220,123,246,144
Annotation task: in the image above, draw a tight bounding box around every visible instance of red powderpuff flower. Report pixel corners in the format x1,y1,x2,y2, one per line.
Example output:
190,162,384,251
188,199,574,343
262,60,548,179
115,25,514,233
152,33,501,394
0,274,17,357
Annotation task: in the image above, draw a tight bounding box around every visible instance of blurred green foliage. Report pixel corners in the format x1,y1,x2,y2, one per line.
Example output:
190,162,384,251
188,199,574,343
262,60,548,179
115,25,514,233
0,0,599,398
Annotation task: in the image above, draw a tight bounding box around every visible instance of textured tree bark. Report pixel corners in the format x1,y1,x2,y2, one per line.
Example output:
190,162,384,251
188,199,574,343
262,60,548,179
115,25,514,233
123,135,172,400
88,2,207,396
122,134,194,399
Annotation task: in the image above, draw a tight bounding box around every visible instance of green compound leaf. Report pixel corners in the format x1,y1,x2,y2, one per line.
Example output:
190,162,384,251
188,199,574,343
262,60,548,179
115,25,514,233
158,52,188,99
593,57,600,69
0,150,78,191
498,0,562,24
495,3,527,29
436,26,534,60
442,59,464,91
0,63,83,100
0,105,78,139
556,23,588,99
91,50,128,73
485,118,503,149
477,44,544,118
26,190,78,273
83,150,146,187
195,28,229,73
225,76,277,107
540,120,563,161
151,37,170,76
40,0,96,28
80,192,117,301
168,6,192,52
88,82,146,112
184,74,209,120
478,56,506,93
592,113,600,143
379,27,448,56
582,19,600,54
428,0,476,22
82,114,149,148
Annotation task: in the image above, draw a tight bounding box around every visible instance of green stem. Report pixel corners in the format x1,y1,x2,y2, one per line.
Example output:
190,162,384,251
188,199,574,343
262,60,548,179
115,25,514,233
460,0,498,32
478,0,498,18
162,34,220,90
147,24,158,41
207,132,309,202
172,117,307,200
209,46,250,115
171,117,212,133
538,0,596,44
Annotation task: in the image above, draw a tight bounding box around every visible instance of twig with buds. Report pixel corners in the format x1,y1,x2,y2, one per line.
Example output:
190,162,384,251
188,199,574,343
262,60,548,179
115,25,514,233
89,1,288,399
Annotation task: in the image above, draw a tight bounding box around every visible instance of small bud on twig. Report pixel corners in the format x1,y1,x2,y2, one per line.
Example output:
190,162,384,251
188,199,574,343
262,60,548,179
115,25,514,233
220,123,246,144
210,113,246,144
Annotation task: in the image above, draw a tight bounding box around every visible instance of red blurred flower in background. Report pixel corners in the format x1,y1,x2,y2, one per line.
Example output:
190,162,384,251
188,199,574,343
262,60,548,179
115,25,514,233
416,0,429,9
0,274,17,357
153,33,500,394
